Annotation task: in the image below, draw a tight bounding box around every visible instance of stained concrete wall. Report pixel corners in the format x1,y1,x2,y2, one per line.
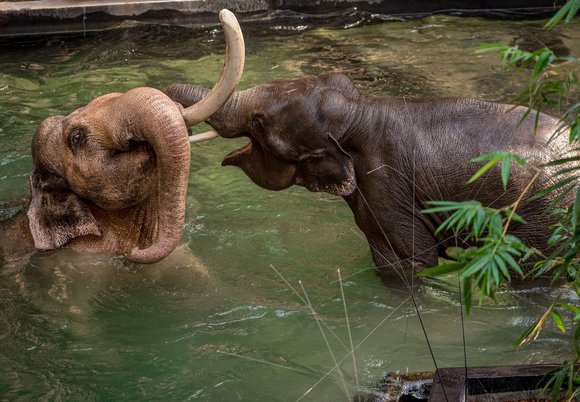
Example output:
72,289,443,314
0,0,566,37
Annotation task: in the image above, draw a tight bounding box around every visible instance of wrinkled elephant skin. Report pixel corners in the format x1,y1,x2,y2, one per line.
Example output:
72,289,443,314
0,9,245,267
165,73,574,282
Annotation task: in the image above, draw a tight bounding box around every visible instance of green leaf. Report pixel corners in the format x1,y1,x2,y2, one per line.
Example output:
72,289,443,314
509,211,526,224
553,164,580,178
501,155,511,189
468,155,503,184
417,263,465,277
471,151,504,163
572,185,580,236
494,253,509,279
422,200,474,214
462,255,489,278
475,43,508,53
498,249,524,277
489,213,504,238
531,175,578,200
551,310,567,333
545,154,580,167
531,49,554,79
473,208,487,238
516,319,538,346
546,183,576,212
559,303,580,315
545,0,580,28
512,154,527,166
445,247,464,260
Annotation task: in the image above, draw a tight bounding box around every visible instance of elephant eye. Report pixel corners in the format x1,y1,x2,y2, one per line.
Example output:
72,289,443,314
251,114,265,134
67,127,87,152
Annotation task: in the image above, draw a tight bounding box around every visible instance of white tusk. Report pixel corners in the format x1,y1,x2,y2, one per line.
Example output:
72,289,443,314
189,130,220,143
182,9,245,127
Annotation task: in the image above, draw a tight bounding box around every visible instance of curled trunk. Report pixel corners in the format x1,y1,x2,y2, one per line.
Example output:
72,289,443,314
115,88,191,264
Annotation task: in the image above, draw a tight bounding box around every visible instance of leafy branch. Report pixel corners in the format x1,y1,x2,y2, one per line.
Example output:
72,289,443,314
419,153,536,313
421,1,580,398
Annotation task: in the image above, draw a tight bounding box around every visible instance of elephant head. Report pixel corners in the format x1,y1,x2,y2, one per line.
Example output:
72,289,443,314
165,74,360,196
25,9,245,264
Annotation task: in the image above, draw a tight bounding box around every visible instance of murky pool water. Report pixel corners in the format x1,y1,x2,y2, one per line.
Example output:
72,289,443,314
1,11,579,401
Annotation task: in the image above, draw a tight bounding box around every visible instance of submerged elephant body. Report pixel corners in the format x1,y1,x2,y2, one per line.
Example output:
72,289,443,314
166,73,571,281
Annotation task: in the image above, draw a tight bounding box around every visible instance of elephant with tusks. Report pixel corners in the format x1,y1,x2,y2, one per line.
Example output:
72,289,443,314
165,73,575,283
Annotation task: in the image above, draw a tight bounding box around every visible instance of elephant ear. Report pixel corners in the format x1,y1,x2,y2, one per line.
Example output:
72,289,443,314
295,88,357,197
27,166,101,250
296,136,356,197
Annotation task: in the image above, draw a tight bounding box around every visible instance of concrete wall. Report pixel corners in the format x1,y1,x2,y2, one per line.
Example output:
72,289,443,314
0,0,566,37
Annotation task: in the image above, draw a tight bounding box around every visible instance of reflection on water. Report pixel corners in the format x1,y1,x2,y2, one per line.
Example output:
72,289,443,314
1,11,579,401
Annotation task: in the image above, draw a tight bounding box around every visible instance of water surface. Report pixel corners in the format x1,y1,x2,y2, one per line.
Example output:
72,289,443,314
1,12,579,401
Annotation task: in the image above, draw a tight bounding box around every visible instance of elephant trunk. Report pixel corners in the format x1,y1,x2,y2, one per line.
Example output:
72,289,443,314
164,84,255,138
120,88,191,264
164,85,211,112
125,10,245,263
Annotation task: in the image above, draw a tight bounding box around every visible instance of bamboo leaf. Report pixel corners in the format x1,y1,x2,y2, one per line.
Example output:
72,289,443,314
545,0,580,28
422,200,474,214
545,155,580,166
498,249,524,277
475,43,508,53
531,49,554,79
494,253,509,279
490,213,504,238
516,319,540,346
473,208,486,238
551,310,567,333
559,303,580,315
462,256,489,278
507,210,526,224
530,175,578,200
445,247,464,260
490,258,501,285
468,156,502,184
572,185,580,236
546,183,575,212
501,155,511,189
417,263,465,277
435,210,464,235
512,155,527,165
471,151,504,162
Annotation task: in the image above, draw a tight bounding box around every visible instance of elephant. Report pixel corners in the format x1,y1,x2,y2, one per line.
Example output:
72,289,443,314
164,73,573,282
0,9,245,268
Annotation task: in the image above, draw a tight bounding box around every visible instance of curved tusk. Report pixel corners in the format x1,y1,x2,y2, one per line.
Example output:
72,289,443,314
182,9,245,127
189,130,220,143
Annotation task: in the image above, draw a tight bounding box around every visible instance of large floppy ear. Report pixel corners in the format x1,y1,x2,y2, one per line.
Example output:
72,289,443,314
295,87,357,196
27,166,101,250
296,134,356,196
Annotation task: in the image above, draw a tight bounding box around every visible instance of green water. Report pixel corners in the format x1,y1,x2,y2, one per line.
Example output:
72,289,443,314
1,12,579,401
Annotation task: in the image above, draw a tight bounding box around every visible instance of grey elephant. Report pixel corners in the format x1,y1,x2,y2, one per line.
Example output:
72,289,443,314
0,10,244,267
165,73,572,282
